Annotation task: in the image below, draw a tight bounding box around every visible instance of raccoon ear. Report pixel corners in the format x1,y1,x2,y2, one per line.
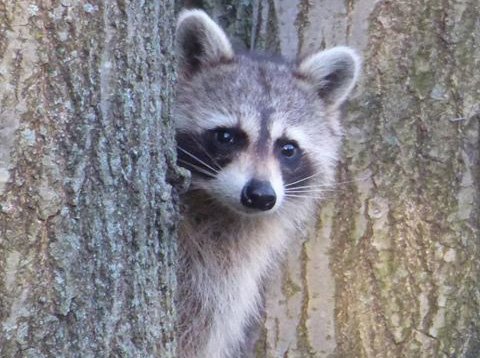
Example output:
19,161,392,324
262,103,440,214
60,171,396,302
176,9,234,77
297,47,361,109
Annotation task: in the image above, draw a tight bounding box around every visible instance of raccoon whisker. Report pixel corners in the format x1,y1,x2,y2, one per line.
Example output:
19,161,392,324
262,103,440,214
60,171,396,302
285,173,372,188
286,183,331,188
284,192,325,197
284,194,325,200
284,189,336,194
188,136,222,171
179,159,217,178
285,185,333,191
284,185,352,195
178,146,220,174
284,172,325,188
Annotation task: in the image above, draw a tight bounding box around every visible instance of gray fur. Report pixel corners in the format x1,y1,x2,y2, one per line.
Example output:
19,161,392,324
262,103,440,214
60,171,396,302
175,9,361,358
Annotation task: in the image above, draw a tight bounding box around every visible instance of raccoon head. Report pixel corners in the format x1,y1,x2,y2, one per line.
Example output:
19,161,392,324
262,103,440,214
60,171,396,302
175,10,360,215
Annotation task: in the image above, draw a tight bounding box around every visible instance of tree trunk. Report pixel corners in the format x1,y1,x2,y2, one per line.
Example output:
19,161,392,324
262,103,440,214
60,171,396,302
185,0,480,356
0,1,180,357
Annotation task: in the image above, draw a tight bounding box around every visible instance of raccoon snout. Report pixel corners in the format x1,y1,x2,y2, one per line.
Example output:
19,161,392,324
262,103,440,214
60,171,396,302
241,179,276,211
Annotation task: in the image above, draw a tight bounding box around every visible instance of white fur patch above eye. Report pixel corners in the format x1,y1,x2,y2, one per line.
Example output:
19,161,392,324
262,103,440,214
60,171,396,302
203,113,238,130
283,126,313,149
270,117,286,141
175,110,237,133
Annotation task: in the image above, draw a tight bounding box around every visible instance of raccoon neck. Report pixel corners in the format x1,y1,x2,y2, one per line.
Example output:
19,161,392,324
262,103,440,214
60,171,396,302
176,193,296,358
178,192,293,269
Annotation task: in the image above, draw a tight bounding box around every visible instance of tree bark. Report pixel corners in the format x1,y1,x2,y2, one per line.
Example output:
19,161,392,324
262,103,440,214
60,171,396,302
0,1,180,357
184,0,480,356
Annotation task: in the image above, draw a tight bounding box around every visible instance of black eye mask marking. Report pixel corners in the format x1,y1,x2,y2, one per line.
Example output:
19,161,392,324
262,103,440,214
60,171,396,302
275,137,315,189
205,127,248,167
176,127,248,179
176,132,219,179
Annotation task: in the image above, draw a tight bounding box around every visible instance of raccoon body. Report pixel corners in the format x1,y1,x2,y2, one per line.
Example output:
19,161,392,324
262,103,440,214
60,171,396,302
174,10,361,358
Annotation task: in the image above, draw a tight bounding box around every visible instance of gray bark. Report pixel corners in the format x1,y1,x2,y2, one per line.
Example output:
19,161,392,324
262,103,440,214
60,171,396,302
0,1,180,357
183,0,480,357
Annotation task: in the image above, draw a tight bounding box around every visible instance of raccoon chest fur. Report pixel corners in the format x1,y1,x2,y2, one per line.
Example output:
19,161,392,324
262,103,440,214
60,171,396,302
177,207,291,358
174,9,360,358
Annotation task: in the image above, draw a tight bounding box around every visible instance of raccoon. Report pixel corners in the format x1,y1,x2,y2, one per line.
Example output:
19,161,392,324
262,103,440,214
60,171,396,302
174,9,360,358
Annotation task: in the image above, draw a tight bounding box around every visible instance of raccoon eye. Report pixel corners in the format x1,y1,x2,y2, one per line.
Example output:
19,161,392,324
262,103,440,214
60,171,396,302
207,127,247,157
281,143,298,158
215,129,236,144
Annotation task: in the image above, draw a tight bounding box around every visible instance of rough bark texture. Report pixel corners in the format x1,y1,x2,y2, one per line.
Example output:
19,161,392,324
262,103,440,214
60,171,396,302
182,0,480,356
0,1,180,357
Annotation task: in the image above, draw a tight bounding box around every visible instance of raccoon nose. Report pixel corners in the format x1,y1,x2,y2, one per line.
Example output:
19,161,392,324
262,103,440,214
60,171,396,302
241,179,276,211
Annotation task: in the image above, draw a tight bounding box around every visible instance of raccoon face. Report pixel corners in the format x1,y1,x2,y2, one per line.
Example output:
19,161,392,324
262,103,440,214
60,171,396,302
175,10,360,215
176,122,312,214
